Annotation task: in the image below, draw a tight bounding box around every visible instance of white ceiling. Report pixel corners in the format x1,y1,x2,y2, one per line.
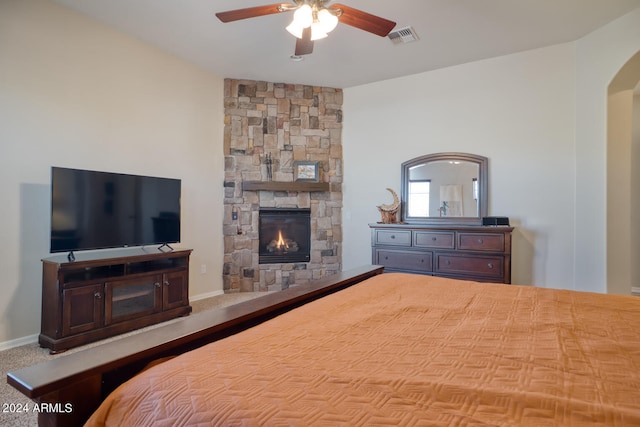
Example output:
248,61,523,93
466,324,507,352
53,0,640,88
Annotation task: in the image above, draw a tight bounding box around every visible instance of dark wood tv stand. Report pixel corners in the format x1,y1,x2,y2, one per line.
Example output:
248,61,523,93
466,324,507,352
40,248,193,353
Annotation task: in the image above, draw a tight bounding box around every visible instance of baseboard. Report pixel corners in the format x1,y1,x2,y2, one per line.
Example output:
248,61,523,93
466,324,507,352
632,287,640,296
0,333,38,352
190,289,224,302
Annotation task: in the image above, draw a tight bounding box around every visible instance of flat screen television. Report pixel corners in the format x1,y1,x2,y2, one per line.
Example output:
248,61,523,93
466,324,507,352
50,167,181,253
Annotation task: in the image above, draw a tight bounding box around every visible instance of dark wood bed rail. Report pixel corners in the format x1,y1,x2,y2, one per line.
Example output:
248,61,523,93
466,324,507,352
7,265,384,427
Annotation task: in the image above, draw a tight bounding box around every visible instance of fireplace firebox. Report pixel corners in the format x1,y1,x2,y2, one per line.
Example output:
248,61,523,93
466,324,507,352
259,209,311,264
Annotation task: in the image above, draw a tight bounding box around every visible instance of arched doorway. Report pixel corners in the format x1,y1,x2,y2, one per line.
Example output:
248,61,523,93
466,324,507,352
607,50,640,295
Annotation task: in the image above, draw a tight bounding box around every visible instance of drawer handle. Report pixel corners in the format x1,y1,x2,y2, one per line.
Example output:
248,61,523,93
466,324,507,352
384,256,389,260
390,235,396,239
445,260,451,265
432,237,437,241
487,263,493,269
94,292,101,299
477,238,484,244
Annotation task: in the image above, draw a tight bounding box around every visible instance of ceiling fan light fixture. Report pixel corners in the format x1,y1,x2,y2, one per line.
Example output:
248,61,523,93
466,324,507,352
316,8,338,34
310,22,328,41
295,4,313,25
286,3,313,38
286,20,305,38
287,3,337,40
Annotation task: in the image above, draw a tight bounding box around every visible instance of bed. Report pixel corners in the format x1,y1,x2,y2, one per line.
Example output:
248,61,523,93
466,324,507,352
8,267,640,425
84,271,640,426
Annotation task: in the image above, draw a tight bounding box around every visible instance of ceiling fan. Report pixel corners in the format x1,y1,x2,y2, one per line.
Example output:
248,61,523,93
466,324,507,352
215,1,396,56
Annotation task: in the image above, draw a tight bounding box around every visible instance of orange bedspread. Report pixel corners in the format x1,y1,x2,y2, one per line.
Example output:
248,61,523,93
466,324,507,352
87,273,640,426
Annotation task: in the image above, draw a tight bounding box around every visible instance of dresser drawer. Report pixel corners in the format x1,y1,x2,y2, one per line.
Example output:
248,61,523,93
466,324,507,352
374,249,432,272
374,230,412,246
458,233,505,252
414,231,455,249
435,254,504,279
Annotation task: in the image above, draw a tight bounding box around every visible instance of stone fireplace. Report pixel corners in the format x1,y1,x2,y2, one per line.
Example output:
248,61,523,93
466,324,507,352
223,79,343,292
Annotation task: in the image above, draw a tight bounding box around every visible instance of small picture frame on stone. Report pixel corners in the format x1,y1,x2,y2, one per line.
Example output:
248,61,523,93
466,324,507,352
294,161,319,182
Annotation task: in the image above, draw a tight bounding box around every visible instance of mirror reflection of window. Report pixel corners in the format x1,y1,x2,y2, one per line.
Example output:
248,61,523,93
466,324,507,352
408,180,430,217
472,178,478,201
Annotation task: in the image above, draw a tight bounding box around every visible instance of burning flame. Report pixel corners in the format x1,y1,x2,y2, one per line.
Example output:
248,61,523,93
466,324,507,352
276,230,289,250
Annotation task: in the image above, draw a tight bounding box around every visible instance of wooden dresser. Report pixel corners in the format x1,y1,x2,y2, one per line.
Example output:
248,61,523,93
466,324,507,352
370,223,513,283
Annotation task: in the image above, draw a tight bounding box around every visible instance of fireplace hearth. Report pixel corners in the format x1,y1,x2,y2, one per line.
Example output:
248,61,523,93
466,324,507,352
259,209,311,264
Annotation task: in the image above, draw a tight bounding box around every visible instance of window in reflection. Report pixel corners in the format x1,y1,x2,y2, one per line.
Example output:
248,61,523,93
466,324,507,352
472,178,478,201
408,180,430,217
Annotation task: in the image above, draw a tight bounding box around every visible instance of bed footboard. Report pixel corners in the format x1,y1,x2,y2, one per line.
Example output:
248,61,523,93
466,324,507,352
7,265,383,427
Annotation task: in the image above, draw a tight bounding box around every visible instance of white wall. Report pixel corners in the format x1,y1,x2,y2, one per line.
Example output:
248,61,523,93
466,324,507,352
0,0,225,347
607,89,634,295
609,56,640,295
343,8,640,292
342,44,576,289
575,8,640,293
634,93,640,291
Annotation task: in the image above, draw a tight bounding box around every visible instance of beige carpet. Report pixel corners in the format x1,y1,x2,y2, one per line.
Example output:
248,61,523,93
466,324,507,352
0,291,269,427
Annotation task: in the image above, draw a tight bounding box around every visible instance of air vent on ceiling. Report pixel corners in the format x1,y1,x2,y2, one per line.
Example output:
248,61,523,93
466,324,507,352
388,26,419,44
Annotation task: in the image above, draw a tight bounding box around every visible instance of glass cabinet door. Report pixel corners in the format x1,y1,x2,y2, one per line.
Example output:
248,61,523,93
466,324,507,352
104,275,162,325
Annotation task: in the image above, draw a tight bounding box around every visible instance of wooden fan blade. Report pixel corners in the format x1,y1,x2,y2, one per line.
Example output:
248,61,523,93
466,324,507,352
331,4,396,37
295,27,314,56
216,4,291,23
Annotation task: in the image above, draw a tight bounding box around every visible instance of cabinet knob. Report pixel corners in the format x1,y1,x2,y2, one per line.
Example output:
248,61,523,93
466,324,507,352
390,235,396,239
94,292,101,299
477,238,484,244
155,282,161,288
432,237,437,241
164,280,170,286
487,263,493,269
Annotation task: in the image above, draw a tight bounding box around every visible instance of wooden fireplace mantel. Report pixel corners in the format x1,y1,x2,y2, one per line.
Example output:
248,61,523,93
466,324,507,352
242,181,331,192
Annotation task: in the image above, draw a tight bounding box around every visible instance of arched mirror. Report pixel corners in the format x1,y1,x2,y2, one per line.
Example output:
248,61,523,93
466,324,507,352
401,152,488,225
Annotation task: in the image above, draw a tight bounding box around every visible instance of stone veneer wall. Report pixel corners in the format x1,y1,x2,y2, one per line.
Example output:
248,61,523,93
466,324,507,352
223,79,343,292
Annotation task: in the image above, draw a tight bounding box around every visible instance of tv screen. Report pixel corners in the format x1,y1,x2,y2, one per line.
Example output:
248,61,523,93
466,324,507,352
50,167,181,253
